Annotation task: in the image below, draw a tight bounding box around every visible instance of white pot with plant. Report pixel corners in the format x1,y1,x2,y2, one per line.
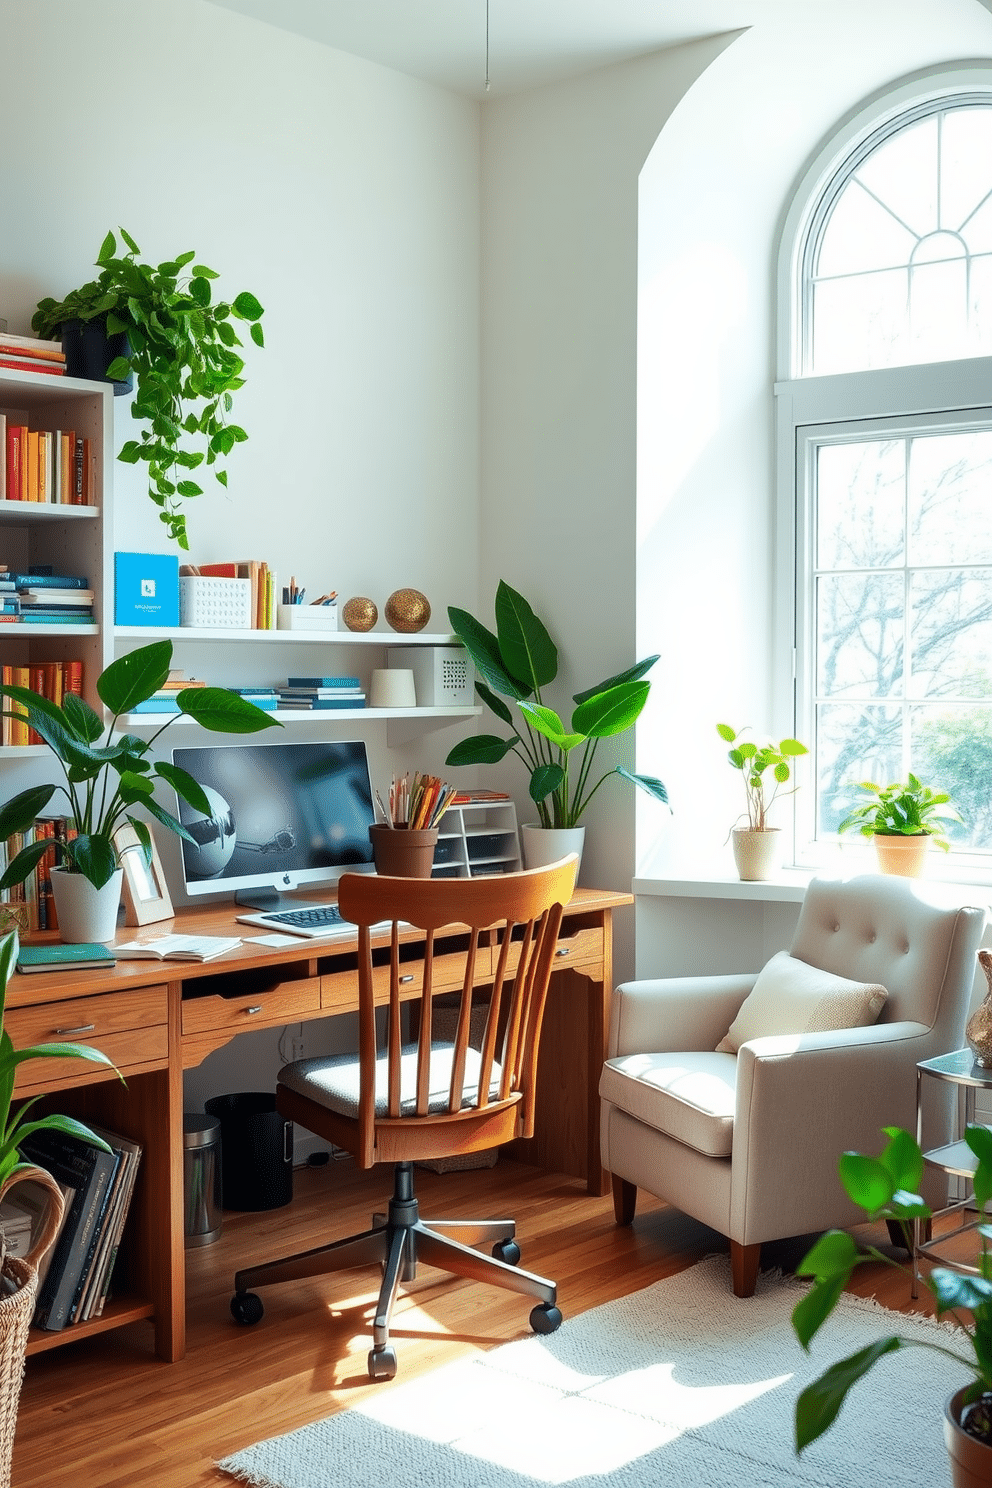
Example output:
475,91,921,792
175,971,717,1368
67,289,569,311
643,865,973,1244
717,723,808,881
836,774,962,877
0,640,278,942
445,582,669,876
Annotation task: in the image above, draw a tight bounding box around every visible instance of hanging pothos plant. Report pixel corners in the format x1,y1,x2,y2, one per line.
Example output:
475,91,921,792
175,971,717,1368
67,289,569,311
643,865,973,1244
32,228,264,549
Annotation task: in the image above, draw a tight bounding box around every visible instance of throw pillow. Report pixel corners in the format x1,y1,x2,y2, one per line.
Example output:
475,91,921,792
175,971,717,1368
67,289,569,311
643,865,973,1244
716,950,887,1053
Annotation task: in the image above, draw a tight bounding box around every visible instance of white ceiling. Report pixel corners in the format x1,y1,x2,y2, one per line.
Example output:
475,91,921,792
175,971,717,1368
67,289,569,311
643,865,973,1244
204,0,800,99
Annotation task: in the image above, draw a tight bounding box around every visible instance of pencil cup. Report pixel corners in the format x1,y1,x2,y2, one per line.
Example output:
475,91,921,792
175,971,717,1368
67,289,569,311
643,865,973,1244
369,668,417,708
369,824,438,877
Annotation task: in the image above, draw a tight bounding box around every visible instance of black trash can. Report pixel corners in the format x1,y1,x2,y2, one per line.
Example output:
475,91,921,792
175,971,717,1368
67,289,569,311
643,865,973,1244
204,1092,293,1211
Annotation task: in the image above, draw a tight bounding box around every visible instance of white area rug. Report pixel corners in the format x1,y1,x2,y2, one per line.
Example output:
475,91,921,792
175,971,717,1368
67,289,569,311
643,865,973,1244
217,1254,963,1487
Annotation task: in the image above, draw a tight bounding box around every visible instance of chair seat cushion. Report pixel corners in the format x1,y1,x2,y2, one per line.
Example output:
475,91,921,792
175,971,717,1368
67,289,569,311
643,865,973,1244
279,1043,502,1120
599,1051,738,1157
715,950,887,1054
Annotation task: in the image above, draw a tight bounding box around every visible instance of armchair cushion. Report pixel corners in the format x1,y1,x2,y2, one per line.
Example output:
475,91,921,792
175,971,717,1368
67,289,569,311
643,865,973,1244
715,950,887,1054
599,1051,737,1157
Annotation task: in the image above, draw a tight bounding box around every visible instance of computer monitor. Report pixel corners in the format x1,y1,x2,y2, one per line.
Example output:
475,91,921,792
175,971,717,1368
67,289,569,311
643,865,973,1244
171,739,376,910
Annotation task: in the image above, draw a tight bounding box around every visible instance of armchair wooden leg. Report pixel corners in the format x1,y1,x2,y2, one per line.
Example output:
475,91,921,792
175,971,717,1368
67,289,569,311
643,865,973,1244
612,1174,637,1226
730,1241,761,1297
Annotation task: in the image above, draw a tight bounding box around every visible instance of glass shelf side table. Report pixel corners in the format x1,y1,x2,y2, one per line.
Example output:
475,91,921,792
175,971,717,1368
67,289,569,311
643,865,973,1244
914,1048,992,1297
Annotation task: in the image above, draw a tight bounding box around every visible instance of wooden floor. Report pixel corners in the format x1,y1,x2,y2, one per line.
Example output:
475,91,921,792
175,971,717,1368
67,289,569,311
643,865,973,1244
10,1156,946,1488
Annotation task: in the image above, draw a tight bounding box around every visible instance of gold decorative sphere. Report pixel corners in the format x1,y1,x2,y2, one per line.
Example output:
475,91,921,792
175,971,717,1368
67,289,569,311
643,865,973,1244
385,588,431,633
342,596,378,632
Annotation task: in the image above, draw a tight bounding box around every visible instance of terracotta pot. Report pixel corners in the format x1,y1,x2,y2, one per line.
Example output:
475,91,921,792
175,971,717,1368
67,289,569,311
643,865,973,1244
731,828,780,882
945,1387,992,1486
873,834,931,878
368,825,438,878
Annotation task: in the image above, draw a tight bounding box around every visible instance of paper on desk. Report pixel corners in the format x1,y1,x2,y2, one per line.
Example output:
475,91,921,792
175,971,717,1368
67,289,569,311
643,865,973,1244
243,934,302,947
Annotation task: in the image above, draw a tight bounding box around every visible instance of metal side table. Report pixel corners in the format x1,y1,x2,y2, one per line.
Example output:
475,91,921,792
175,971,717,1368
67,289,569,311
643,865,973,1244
914,1048,992,1296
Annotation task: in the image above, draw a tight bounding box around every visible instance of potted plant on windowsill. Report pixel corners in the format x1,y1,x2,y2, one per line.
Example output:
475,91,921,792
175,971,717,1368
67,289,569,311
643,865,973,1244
445,581,668,874
31,229,264,550
836,774,962,878
716,723,808,881
0,639,279,943
791,1124,992,1486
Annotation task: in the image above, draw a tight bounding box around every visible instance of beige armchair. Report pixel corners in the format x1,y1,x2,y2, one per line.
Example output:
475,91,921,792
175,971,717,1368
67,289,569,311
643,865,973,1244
600,873,987,1297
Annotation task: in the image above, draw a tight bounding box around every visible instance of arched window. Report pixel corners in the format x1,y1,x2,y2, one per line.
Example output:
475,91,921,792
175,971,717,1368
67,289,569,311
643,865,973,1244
777,72,992,869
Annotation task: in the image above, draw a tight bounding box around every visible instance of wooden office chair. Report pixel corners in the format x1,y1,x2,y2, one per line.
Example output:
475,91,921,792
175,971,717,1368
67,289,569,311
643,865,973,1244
231,854,578,1380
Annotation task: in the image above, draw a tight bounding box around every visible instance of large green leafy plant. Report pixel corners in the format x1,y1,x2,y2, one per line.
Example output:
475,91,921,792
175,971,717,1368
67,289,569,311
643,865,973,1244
446,581,668,828
0,640,278,893
837,773,962,850
717,724,808,832
0,930,119,1186
792,1125,992,1453
32,229,264,549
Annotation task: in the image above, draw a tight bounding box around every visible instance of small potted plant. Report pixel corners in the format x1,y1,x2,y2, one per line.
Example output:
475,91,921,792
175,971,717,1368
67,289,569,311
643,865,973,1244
0,925,120,1478
0,639,279,942
31,229,264,550
446,581,668,872
836,773,962,877
792,1124,992,1486
716,723,808,881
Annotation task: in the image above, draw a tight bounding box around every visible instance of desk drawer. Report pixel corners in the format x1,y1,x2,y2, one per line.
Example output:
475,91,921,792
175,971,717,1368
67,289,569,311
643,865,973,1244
182,975,321,1037
320,948,488,1014
499,925,604,976
9,986,169,1091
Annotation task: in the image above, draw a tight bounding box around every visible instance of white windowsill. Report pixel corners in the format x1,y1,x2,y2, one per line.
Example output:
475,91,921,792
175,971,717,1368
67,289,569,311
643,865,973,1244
633,851,992,907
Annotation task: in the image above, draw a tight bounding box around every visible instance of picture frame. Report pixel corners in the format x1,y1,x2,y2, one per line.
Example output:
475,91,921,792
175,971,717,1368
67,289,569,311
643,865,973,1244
114,824,174,926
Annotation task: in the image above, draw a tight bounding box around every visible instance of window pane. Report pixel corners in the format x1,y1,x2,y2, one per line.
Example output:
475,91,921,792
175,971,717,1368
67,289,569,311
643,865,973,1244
816,703,902,835
909,430,992,563
817,180,917,276
909,255,969,360
817,440,904,568
856,115,938,237
910,570,992,697
911,705,992,848
817,573,904,697
812,271,908,373
971,254,992,355
941,107,992,235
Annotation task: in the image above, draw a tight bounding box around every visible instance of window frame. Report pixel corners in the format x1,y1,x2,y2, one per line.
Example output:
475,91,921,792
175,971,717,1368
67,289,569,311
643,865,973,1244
775,63,992,878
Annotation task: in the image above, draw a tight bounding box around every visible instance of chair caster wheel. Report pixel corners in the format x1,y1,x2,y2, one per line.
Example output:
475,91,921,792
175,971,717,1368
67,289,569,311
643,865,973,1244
492,1239,521,1266
368,1345,397,1381
231,1291,264,1326
529,1303,562,1335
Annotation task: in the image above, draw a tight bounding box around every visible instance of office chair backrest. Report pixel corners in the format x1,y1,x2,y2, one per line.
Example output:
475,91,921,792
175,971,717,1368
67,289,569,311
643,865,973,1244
336,855,578,1168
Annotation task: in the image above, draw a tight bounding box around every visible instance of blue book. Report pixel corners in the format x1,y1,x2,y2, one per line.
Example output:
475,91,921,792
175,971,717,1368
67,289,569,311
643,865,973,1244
129,697,182,713
278,697,365,710
6,572,89,589
285,676,361,689
114,551,180,627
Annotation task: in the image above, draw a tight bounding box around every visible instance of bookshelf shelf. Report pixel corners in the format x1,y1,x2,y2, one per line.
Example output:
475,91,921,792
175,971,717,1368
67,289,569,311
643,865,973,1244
114,627,463,645
0,501,99,523
26,1296,155,1356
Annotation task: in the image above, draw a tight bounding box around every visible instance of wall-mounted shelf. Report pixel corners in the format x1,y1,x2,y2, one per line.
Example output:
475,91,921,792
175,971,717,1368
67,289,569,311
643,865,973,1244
121,705,481,727
114,628,463,646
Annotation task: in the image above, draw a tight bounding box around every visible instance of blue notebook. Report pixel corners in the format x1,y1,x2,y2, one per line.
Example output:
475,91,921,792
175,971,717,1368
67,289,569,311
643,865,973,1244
114,552,180,627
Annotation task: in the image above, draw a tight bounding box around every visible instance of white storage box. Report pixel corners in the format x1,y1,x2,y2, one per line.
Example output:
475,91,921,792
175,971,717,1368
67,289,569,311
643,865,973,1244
277,603,339,631
387,646,473,706
180,575,252,629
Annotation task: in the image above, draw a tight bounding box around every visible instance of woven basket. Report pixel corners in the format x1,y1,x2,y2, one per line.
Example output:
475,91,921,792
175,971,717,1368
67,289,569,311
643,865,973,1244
0,1168,65,1488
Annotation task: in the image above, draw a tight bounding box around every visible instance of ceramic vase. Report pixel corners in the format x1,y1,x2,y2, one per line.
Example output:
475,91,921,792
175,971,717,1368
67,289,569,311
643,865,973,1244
731,828,780,882
519,825,585,876
967,951,992,1069
50,867,123,944
945,1386,992,1487
873,834,931,878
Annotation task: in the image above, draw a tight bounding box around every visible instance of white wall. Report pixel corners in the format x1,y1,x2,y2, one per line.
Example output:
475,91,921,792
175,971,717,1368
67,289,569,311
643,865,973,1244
0,0,482,1114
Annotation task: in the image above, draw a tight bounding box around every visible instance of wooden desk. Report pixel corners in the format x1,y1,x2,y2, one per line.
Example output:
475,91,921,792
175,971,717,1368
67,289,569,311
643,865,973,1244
9,886,631,1364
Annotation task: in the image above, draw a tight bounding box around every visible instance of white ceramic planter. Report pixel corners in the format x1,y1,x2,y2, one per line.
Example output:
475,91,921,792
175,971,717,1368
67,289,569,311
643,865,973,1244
731,828,780,882
520,825,585,877
51,867,123,944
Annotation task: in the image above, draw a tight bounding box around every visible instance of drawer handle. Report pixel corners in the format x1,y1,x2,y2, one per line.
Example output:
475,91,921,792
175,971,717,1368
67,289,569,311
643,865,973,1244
399,975,414,984
246,1005,263,1015
555,947,571,957
54,1023,96,1035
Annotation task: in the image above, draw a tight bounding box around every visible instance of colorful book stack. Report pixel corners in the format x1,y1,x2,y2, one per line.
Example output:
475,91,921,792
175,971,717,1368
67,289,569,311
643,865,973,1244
0,331,66,379
275,676,365,710
128,668,206,715
19,1124,143,1331
229,685,279,711
1,660,83,745
0,416,94,505
0,815,79,930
